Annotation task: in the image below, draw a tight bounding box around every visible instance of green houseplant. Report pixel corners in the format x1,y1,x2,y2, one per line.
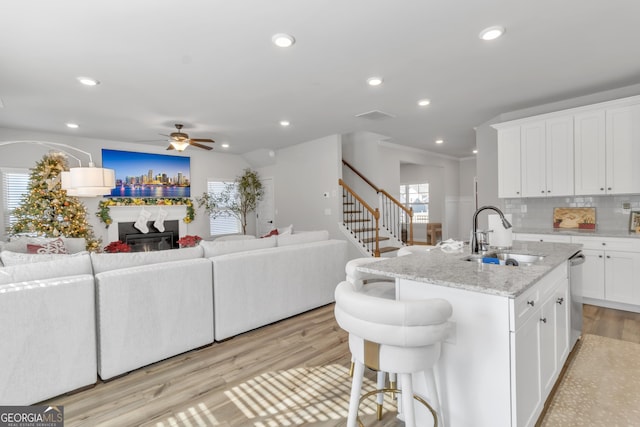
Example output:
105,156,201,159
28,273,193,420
197,168,264,235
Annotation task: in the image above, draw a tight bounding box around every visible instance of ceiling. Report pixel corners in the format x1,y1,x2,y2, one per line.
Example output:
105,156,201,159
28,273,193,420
1,0,640,159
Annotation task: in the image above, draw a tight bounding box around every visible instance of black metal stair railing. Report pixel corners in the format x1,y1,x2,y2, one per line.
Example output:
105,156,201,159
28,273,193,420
339,179,380,257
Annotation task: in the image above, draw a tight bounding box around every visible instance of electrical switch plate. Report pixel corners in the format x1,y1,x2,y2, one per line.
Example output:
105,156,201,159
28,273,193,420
623,202,631,209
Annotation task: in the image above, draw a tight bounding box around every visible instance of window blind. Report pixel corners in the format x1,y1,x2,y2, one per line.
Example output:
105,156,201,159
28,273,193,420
1,168,30,233
206,180,241,236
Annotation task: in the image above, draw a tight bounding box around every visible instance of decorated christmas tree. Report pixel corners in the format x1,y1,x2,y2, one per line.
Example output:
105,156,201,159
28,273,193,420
10,152,101,251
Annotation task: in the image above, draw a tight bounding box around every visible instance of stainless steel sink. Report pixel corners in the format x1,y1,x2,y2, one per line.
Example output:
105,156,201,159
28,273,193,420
463,251,545,266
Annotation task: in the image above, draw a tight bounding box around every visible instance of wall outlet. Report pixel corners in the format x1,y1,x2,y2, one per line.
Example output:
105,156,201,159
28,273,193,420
623,202,631,210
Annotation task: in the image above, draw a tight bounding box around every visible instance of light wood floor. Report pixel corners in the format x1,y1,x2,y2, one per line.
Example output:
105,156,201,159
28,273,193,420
43,303,640,426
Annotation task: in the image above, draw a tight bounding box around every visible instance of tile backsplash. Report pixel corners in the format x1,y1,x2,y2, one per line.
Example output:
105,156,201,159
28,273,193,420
501,195,640,231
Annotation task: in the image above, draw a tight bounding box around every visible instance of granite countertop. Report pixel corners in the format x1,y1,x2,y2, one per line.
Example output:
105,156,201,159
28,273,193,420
358,241,582,299
515,227,640,239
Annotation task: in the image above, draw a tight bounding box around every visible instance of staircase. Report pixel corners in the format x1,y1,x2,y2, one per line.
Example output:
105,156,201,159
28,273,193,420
339,160,414,257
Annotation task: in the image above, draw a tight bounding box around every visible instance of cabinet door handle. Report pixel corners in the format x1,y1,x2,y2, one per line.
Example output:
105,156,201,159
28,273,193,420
600,187,605,191
608,187,612,191
602,242,606,246
516,191,520,194
606,255,611,259
556,297,564,305
540,317,547,323
527,300,535,307
599,255,603,258
541,190,545,194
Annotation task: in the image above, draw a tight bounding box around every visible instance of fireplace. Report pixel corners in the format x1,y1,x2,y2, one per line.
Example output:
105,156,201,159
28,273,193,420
118,221,179,252
105,205,190,249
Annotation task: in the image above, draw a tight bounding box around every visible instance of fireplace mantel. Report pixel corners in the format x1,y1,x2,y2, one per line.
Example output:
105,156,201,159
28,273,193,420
106,205,188,244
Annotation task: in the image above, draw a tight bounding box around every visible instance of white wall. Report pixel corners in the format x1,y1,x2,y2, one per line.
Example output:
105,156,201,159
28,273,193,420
0,126,250,243
257,134,343,239
458,157,477,240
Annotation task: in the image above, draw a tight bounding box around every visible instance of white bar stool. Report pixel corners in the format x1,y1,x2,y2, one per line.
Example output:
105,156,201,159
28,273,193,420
345,257,397,418
334,280,452,427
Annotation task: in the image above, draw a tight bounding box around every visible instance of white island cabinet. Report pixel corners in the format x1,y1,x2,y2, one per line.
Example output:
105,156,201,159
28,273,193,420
358,241,580,427
397,263,569,427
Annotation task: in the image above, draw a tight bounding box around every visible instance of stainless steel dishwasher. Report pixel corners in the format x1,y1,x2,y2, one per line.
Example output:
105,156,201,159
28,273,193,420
569,250,586,348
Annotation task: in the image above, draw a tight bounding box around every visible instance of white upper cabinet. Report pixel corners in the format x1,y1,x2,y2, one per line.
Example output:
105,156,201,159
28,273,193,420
545,116,574,197
495,95,640,198
501,116,573,198
574,110,607,195
605,105,640,194
520,121,546,197
498,126,521,198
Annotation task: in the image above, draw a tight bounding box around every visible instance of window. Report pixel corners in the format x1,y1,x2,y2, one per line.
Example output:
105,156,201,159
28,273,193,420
400,182,429,223
1,168,30,234
206,180,241,236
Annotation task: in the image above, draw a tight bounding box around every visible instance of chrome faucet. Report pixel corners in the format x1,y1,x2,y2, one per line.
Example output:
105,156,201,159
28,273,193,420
471,206,512,254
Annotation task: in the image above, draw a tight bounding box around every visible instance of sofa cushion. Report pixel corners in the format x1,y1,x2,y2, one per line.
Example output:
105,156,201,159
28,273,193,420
214,234,256,241
0,250,89,267
200,236,276,257
90,246,204,274
276,230,329,247
27,237,68,254
2,236,87,254
0,253,93,285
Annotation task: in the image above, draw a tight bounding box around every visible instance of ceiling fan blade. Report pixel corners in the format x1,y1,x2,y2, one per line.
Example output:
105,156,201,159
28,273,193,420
190,138,215,143
166,144,175,150
189,141,213,150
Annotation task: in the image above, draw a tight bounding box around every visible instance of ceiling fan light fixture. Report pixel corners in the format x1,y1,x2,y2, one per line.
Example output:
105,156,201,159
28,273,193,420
272,33,295,48
170,140,190,151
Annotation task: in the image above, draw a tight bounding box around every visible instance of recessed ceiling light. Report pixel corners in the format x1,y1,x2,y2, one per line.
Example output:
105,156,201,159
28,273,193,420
221,143,230,148
479,26,505,41
280,120,290,127
418,99,431,107
66,123,79,129
272,33,295,48
367,77,383,87
435,139,444,144
77,77,100,86
473,149,478,154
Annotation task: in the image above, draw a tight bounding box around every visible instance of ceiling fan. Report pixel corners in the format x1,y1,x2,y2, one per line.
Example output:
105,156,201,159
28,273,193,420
162,124,215,151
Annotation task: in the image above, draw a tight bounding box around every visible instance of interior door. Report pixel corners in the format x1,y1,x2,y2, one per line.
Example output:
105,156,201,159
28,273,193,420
256,177,274,236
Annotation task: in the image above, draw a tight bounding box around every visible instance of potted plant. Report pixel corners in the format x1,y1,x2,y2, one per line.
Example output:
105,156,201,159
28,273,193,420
196,169,264,235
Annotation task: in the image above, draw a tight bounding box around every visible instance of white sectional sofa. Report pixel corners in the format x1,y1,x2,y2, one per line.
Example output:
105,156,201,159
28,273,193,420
0,253,97,405
202,231,348,340
0,230,347,402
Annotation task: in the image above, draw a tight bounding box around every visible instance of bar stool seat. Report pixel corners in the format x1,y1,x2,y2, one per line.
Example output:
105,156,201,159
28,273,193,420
335,280,452,427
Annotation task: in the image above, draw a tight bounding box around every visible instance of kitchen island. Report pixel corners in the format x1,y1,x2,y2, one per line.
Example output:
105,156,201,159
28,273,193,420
358,241,582,427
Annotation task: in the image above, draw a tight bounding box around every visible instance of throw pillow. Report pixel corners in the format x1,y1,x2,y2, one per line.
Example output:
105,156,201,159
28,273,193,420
261,229,279,238
26,237,68,254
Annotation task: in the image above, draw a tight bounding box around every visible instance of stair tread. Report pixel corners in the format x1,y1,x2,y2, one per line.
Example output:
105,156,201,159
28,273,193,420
343,210,362,214
378,246,400,254
344,219,371,223
362,237,390,243
352,227,377,233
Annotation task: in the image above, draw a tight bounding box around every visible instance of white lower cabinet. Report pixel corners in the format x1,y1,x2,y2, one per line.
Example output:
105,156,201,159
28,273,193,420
514,233,572,243
397,262,572,427
572,236,640,309
511,265,569,427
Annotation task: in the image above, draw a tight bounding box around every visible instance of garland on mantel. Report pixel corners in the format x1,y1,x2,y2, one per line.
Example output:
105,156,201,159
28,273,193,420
96,198,195,228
